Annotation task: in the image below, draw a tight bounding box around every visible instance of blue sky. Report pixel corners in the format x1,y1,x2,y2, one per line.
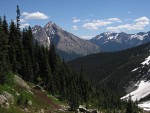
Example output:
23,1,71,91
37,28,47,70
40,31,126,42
1,0,150,39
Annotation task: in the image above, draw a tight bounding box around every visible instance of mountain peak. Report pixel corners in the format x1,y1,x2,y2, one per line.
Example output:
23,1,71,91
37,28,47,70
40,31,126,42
90,31,150,51
44,21,63,32
33,22,100,61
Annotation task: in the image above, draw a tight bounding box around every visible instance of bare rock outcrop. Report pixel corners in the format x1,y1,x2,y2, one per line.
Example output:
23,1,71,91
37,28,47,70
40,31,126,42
14,75,31,91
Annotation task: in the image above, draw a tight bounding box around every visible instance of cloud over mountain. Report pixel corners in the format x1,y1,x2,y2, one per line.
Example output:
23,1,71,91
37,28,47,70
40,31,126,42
22,12,49,20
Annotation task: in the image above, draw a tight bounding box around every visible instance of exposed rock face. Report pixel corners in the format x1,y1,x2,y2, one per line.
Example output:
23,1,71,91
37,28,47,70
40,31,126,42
32,25,50,49
33,85,44,91
0,95,8,108
32,21,101,61
0,91,14,109
14,75,31,91
2,91,14,104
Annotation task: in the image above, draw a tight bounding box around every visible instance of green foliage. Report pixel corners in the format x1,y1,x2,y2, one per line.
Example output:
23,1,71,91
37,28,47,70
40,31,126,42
17,94,23,106
125,96,140,113
3,71,14,85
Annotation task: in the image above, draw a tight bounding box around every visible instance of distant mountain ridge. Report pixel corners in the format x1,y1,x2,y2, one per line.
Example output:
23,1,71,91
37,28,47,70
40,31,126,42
90,31,150,51
32,21,150,61
32,21,100,61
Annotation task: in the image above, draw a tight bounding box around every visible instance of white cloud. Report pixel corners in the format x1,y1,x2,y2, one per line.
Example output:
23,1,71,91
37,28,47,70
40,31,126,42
128,11,132,14
20,23,30,28
22,12,49,20
72,17,80,23
107,18,121,22
83,20,112,30
106,17,150,32
134,16,149,23
20,19,27,23
72,25,78,30
80,35,93,40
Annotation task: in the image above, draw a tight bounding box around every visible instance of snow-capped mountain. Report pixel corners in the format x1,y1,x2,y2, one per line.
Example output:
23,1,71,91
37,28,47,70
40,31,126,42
32,21,100,61
90,32,150,51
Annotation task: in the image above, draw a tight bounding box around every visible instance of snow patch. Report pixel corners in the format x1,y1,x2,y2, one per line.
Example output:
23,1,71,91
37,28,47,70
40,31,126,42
97,36,103,40
141,56,150,65
46,36,50,47
105,32,110,35
51,30,55,34
114,33,119,39
103,41,108,44
138,101,150,111
108,36,114,40
130,33,147,40
121,80,150,102
132,68,138,72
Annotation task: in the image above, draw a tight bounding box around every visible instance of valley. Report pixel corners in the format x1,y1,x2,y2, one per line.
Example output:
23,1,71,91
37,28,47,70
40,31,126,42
1,0,150,113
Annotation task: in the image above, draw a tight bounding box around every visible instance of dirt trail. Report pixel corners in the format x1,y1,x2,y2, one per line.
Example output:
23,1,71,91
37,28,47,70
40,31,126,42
32,89,61,109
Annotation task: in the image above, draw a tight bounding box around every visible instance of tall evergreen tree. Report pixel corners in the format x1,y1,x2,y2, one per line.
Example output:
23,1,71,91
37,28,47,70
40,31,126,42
68,82,79,111
0,16,2,26
16,5,20,30
8,20,18,73
0,24,9,84
22,27,34,80
2,15,9,62
15,5,25,77
126,95,133,113
2,15,9,35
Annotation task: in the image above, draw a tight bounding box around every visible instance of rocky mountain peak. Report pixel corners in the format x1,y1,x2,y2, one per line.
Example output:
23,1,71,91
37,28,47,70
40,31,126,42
32,25,50,48
90,31,150,51
32,21,101,61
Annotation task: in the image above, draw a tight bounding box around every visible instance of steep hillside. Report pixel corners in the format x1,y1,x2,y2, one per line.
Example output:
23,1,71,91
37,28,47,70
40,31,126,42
0,74,71,113
90,32,150,51
32,21,100,61
68,42,150,97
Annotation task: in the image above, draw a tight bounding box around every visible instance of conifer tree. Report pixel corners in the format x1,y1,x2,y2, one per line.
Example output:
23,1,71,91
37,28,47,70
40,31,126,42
0,24,9,84
2,15,9,35
2,15,9,62
126,95,133,113
0,16,2,26
8,20,18,73
68,82,79,111
16,5,20,30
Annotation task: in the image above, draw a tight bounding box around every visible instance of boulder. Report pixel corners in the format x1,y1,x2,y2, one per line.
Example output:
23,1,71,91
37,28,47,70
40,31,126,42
5,102,10,109
23,108,29,112
0,95,8,105
39,109,44,113
79,105,87,112
79,107,87,112
91,109,99,113
2,91,14,104
28,100,32,106
60,105,69,111
0,95,9,108
14,75,31,91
